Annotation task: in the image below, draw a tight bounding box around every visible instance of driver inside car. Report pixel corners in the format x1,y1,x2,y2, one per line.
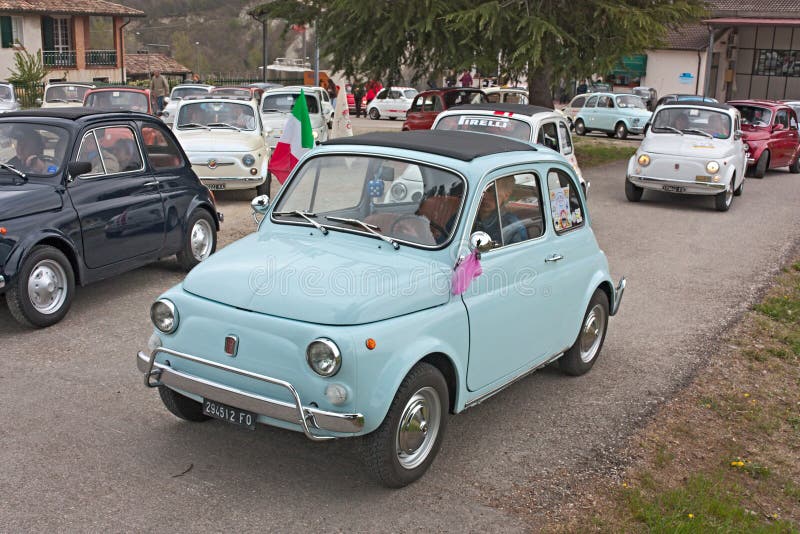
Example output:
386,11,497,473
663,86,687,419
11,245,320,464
472,176,527,246
9,132,48,174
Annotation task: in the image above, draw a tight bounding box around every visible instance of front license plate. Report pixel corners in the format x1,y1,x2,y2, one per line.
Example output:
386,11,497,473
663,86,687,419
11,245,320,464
206,184,226,190
662,185,686,193
203,399,256,429
695,175,712,183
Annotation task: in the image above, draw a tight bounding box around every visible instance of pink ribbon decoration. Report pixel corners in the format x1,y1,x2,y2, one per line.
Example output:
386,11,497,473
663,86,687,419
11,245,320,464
451,250,483,295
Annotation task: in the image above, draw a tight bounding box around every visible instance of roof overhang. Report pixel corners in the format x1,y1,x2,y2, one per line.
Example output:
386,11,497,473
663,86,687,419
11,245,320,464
705,17,800,26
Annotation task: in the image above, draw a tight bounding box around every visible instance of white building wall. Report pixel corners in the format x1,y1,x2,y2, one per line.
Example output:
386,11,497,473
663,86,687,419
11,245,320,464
642,49,707,99
0,15,43,80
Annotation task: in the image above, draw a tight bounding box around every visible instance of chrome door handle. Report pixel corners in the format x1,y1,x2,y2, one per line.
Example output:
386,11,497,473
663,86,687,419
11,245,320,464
545,254,564,263
143,181,159,186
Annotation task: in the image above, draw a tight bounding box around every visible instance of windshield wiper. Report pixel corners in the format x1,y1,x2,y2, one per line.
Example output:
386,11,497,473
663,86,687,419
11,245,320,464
67,98,83,103
325,216,399,250
177,122,209,130
48,98,66,103
262,108,286,113
0,162,26,179
684,128,713,139
273,210,328,234
207,122,241,131
657,125,683,135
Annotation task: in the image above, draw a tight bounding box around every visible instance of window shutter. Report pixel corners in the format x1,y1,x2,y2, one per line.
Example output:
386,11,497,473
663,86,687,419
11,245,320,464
1,17,12,48
41,16,54,50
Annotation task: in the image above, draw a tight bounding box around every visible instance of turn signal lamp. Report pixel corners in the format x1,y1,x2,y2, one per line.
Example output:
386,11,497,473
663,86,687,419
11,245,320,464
0,227,6,235
365,338,377,350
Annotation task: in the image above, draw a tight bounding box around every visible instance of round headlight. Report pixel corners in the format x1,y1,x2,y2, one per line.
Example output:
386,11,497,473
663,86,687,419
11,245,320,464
306,338,341,377
390,182,407,200
637,154,651,166
242,154,256,166
162,111,170,117
312,130,319,140
150,299,178,333
706,161,720,174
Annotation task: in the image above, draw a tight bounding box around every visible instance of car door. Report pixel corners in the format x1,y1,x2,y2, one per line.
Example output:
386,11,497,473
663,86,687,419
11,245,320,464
461,170,560,391
773,109,793,166
67,124,165,269
596,95,614,131
386,89,404,117
582,95,598,128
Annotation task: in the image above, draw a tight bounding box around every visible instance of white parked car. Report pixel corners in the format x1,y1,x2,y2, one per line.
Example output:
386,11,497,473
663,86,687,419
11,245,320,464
173,96,270,195
260,88,328,148
432,103,588,193
283,85,334,127
161,84,214,127
626,102,746,211
483,87,529,105
38,82,94,108
366,86,418,120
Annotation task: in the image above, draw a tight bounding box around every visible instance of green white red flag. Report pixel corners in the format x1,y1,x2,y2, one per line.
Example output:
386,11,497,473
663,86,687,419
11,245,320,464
268,88,314,184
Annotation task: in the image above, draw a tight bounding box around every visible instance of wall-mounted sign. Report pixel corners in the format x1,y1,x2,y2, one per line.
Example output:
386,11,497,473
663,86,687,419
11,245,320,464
679,72,695,85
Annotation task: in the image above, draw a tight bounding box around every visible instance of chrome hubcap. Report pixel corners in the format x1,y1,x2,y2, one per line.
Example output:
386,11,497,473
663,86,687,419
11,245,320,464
396,386,441,470
27,259,67,314
190,219,213,261
725,181,733,205
579,304,606,363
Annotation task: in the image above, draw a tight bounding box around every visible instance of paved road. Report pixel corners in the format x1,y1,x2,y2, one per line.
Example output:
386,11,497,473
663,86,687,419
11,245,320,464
2,160,799,532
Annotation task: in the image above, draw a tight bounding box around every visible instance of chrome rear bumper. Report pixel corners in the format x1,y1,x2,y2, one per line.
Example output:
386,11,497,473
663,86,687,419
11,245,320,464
137,348,364,440
611,277,626,316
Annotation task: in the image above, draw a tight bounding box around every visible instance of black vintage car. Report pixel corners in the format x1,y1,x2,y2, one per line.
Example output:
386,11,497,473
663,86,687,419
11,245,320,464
0,109,221,328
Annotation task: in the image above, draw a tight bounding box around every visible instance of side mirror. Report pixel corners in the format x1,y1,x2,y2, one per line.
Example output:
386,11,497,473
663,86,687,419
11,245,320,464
35,97,42,106
67,161,92,182
734,129,743,140
251,194,270,225
163,97,170,104
469,231,494,253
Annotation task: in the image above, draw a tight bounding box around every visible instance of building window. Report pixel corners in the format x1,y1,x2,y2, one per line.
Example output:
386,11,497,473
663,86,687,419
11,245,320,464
0,16,23,48
754,50,800,77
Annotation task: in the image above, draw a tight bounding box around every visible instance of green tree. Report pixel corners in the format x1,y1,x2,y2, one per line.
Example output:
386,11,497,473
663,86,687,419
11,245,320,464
7,48,47,84
251,0,706,106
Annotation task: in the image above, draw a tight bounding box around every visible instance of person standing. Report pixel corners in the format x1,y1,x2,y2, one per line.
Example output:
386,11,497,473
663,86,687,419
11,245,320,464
459,69,473,87
326,80,337,111
353,81,365,118
149,70,170,113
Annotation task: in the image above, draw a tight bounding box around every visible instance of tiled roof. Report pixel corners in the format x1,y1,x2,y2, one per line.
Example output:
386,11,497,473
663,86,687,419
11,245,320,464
708,0,800,16
663,23,711,50
0,0,144,17
124,53,190,76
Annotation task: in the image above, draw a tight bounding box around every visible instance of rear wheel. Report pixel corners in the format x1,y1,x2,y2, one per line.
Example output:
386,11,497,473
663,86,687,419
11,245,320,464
614,121,629,139
574,119,587,136
177,210,217,271
368,108,380,120
625,177,643,202
6,245,75,328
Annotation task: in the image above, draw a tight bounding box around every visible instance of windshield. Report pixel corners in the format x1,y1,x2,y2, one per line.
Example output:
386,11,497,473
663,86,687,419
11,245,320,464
45,85,89,103
434,114,532,142
171,86,209,100
85,90,149,112
213,88,251,98
652,107,732,138
443,90,486,107
404,89,418,99
262,93,320,114
176,101,257,130
0,85,13,100
273,155,466,247
0,123,69,178
733,105,772,127
616,94,646,109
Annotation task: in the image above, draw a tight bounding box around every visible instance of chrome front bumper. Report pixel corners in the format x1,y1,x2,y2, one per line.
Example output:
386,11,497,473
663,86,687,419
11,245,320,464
628,174,726,196
137,348,365,440
611,277,626,316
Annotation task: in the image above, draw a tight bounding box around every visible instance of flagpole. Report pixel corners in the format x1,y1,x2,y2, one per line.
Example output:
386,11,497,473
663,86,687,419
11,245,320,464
314,19,320,87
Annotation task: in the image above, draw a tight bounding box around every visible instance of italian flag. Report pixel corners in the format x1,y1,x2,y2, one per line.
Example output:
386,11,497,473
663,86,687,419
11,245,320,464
268,89,315,184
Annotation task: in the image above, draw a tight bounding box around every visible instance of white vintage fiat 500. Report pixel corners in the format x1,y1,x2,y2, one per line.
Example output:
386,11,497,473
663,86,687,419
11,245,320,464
626,102,747,211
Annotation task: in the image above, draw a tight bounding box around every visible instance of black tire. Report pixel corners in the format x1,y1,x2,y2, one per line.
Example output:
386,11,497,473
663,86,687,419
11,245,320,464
256,178,270,197
559,289,609,376
158,386,210,422
752,151,769,178
606,132,615,138
625,177,643,202
789,156,800,174
368,107,380,120
574,119,587,136
6,245,75,328
715,179,734,212
177,209,217,271
389,116,397,121
363,362,449,488
614,122,629,140
733,175,744,196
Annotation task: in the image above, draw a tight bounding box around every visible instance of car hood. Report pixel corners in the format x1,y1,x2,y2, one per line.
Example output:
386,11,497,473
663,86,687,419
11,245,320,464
640,134,731,159
181,231,452,325
0,180,62,221
0,101,19,111
176,130,264,152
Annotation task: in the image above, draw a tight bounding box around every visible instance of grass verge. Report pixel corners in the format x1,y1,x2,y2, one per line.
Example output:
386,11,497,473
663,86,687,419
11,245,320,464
573,137,637,168
550,259,800,532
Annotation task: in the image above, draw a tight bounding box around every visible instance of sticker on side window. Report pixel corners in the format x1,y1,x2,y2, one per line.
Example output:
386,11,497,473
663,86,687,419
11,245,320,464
550,186,573,232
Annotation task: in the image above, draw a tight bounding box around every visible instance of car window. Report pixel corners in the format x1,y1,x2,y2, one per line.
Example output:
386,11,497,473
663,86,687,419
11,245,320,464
262,93,320,114
547,169,584,234
505,92,527,104
433,95,443,112
93,126,144,174
734,105,772,127
537,121,560,152
141,125,183,170
558,121,573,155
472,173,544,248
616,95,646,109
389,91,402,99
570,96,586,108
585,96,598,108
775,109,789,128
791,112,798,129
76,131,105,176
45,84,90,104
85,90,149,113
376,89,388,100
443,90,485,107
410,96,422,112
403,89,418,99
486,93,501,103
422,95,436,112
0,123,69,178
434,114,532,142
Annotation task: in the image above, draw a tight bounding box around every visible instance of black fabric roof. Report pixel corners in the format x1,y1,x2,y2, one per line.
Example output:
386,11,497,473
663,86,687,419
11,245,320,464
0,108,146,120
322,130,536,161
448,103,554,116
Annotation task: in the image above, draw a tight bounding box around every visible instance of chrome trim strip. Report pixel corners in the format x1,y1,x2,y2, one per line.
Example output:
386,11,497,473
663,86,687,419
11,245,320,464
611,277,626,316
0,275,5,290
629,175,726,189
138,349,364,439
199,177,262,182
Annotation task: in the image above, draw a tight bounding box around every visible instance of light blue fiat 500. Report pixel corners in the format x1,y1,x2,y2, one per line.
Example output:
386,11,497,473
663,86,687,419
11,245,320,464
137,130,625,487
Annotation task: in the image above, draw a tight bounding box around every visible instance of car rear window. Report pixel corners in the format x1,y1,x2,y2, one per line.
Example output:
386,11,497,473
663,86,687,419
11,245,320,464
435,114,531,142
262,93,320,114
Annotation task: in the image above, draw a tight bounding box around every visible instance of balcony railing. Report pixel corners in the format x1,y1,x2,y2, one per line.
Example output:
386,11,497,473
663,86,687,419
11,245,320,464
43,50,76,67
86,49,117,66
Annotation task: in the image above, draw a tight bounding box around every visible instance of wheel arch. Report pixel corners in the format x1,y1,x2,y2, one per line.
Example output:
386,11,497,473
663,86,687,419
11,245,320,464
419,352,459,415
35,236,82,286
4,232,84,288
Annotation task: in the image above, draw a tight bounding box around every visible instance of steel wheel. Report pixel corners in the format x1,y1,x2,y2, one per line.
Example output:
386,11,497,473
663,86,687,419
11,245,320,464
27,259,68,315
395,386,442,470
579,303,607,363
368,107,380,120
190,218,214,261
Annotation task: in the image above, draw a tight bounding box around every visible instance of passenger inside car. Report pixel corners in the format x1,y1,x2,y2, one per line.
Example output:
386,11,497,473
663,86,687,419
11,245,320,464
472,176,527,246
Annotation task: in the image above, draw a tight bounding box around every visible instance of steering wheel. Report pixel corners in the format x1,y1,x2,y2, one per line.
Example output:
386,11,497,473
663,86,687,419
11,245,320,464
428,220,447,241
389,214,424,239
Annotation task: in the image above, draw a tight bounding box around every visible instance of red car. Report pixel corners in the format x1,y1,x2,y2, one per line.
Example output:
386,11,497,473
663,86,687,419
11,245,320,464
402,87,486,130
83,86,155,114
728,99,800,178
